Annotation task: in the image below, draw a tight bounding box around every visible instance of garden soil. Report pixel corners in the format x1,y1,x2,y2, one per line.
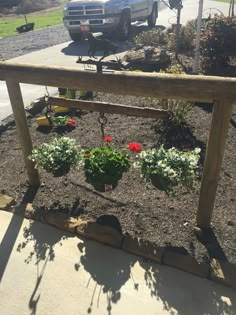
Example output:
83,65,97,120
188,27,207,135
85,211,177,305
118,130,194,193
0,92,236,265
1,22,236,265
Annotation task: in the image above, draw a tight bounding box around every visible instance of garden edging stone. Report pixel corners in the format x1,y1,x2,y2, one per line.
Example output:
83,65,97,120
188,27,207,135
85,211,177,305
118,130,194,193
8,205,236,290
162,248,210,278
210,258,236,290
122,233,165,263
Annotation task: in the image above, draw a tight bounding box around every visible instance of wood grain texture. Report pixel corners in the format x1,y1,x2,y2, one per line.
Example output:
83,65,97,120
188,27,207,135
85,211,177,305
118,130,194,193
48,97,172,119
197,99,233,228
1,62,236,102
6,79,40,186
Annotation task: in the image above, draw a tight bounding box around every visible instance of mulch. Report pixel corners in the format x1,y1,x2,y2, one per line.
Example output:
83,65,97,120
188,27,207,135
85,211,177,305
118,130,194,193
0,84,236,265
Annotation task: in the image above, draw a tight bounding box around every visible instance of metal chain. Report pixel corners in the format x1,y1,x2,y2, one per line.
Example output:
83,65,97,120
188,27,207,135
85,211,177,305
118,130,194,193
44,87,53,125
98,112,108,142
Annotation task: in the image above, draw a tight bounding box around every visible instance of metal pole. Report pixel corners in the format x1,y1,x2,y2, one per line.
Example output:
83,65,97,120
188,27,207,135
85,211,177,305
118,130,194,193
175,7,181,57
193,0,204,74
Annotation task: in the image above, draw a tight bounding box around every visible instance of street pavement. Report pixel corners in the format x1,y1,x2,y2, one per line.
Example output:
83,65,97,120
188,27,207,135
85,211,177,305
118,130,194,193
0,0,231,121
0,210,235,315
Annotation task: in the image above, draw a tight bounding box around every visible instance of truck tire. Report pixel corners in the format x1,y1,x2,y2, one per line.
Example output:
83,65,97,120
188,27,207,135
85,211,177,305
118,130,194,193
118,12,130,40
69,32,83,42
147,4,157,27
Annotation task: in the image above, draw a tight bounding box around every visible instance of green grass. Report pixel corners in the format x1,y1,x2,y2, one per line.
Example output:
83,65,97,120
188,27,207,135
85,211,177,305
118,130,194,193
0,8,64,38
213,0,232,3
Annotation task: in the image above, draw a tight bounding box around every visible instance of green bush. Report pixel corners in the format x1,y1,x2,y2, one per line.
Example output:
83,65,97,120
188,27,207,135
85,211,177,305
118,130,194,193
200,15,236,70
159,65,193,124
134,29,168,47
167,20,196,52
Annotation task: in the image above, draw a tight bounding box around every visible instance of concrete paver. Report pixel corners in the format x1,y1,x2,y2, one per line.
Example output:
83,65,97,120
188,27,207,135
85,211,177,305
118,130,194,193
0,210,236,315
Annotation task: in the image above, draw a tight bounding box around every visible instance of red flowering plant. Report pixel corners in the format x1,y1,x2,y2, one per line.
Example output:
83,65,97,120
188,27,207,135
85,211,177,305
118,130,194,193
83,137,131,192
53,116,77,128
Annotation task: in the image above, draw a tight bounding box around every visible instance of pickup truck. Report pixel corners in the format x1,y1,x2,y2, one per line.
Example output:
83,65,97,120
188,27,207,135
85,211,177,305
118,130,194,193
63,0,159,41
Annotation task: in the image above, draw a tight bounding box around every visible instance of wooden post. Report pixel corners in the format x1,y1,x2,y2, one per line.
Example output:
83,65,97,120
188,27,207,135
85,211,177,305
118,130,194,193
6,79,40,186
197,99,233,229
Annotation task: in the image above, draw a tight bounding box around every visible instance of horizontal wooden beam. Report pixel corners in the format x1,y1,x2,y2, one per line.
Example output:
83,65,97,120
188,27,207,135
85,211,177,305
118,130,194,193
1,62,236,102
48,97,172,120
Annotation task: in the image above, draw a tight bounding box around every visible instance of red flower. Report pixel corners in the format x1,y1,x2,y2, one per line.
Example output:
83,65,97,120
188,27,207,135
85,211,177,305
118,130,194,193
88,219,94,223
128,142,142,153
86,153,91,157
182,148,189,152
104,136,112,142
67,119,77,127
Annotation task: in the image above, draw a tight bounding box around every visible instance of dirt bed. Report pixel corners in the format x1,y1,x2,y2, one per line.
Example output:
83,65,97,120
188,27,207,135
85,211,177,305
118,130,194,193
0,92,235,265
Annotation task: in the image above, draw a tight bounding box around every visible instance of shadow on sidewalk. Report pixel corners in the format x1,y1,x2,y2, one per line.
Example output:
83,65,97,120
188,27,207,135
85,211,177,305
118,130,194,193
139,253,236,315
0,186,38,283
78,241,138,315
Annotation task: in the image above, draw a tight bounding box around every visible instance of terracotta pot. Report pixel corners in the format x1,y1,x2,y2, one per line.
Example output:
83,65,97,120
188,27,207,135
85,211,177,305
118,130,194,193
52,164,70,177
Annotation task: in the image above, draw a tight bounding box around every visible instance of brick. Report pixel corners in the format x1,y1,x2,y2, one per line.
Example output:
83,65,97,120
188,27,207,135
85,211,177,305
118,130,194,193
83,222,123,248
122,234,165,263
45,213,85,234
210,259,236,289
0,193,15,209
163,249,210,278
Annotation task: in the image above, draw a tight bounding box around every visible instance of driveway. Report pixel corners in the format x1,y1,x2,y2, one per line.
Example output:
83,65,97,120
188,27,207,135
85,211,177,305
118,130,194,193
0,0,231,121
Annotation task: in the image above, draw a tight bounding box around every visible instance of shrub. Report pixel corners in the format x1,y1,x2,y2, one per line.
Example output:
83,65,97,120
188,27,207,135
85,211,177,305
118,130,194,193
200,15,236,70
159,65,193,124
167,20,196,52
134,29,168,47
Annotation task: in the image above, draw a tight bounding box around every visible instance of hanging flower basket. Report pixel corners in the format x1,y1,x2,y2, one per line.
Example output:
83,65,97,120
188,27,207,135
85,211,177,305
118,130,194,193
29,137,82,177
138,146,201,194
83,137,131,192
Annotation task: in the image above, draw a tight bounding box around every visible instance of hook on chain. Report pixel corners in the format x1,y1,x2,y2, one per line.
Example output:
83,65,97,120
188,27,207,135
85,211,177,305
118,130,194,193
98,112,108,142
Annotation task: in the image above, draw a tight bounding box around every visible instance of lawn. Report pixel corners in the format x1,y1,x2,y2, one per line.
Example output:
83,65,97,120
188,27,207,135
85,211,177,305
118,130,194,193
0,8,64,38
214,0,233,3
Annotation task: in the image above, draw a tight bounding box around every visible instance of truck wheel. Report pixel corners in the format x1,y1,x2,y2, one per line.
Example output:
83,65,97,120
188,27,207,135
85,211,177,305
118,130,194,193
118,12,130,40
147,4,157,27
69,32,83,42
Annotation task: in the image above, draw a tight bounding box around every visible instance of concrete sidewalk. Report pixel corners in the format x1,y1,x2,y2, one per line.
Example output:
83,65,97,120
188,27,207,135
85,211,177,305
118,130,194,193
0,210,235,315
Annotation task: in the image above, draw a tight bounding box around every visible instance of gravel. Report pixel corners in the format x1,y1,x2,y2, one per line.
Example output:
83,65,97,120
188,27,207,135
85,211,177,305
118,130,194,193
0,24,70,61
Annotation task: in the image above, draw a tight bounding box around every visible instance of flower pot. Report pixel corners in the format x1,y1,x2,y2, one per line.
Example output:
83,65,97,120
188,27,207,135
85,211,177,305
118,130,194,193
150,174,168,191
52,164,70,177
90,180,119,192
52,106,70,113
36,116,52,126
86,173,120,192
